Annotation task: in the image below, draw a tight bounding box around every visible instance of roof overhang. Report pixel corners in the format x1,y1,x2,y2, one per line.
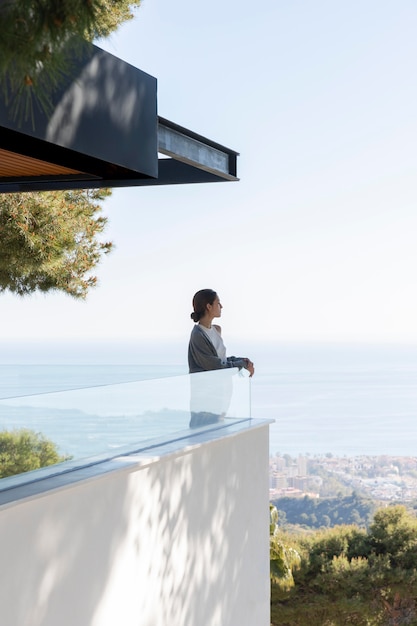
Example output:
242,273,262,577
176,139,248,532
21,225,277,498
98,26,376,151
0,40,238,193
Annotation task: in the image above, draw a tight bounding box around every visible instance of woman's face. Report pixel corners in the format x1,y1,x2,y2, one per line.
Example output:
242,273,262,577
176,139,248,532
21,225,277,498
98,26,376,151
208,296,223,318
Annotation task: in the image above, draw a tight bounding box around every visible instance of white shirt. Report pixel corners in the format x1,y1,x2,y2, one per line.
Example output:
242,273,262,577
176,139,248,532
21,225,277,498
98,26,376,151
200,325,227,363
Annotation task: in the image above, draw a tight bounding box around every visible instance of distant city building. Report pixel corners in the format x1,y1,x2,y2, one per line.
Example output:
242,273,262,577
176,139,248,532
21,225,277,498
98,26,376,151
298,455,307,476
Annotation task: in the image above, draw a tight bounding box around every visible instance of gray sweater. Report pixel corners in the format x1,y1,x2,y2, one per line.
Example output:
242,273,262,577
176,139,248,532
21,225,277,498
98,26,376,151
188,324,247,373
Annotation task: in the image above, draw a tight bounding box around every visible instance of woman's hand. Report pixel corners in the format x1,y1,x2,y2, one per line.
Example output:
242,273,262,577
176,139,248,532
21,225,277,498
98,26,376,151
244,359,255,377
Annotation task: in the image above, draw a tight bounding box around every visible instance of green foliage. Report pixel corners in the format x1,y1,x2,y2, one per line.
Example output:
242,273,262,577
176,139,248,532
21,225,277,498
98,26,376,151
0,0,141,118
0,428,70,477
270,538,301,592
299,525,366,580
271,507,417,626
0,189,113,298
368,505,417,569
272,493,376,529
270,505,301,592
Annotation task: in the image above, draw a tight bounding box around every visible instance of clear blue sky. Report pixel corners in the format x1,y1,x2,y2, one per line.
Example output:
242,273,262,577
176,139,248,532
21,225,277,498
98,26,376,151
3,0,417,346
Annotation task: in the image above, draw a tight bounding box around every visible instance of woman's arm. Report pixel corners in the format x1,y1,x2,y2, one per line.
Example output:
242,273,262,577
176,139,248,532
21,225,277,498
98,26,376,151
228,356,255,377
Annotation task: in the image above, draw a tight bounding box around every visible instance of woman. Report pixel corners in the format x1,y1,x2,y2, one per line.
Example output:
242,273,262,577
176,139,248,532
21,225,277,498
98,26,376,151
188,289,255,375
188,289,254,428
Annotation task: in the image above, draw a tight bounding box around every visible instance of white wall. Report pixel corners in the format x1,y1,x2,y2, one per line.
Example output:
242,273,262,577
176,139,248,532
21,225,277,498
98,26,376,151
0,422,270,626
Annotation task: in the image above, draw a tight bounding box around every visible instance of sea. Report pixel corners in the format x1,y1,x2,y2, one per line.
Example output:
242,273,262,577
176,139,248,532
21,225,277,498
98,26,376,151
0,340,416,460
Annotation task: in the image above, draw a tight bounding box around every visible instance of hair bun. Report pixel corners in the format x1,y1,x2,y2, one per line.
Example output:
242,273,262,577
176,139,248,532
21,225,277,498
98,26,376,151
191,312,200,322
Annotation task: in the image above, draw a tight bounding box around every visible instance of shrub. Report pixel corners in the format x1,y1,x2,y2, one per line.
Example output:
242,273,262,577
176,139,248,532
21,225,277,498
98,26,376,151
0,428,70,478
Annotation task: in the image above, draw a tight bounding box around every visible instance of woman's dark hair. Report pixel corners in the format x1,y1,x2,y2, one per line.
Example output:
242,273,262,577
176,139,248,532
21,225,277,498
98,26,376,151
191,289,217,322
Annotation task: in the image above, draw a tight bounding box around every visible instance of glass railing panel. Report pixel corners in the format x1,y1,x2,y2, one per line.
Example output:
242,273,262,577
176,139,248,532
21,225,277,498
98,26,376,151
0,364,186,399
0,368,251,482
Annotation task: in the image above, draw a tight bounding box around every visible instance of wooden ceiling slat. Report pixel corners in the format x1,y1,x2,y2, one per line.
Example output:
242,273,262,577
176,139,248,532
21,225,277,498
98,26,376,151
0,148,84,177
